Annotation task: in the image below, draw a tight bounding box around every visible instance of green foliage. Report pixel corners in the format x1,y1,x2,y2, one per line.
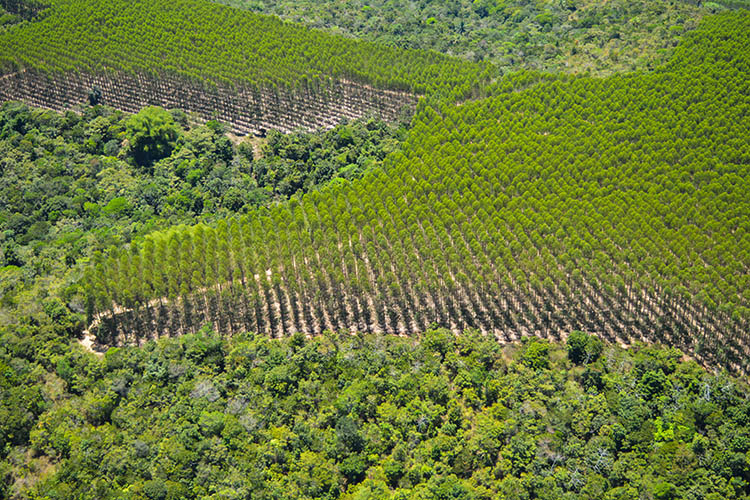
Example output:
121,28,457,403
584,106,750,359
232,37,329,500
253,117,407,197
567,330,604,365
652,481,678,500
215,0,728,76
1,328,749,498
521,337,549,370
143,479,167,500
125,106,178,168
640,370,670,400
0,0,47,27
101,196,130,215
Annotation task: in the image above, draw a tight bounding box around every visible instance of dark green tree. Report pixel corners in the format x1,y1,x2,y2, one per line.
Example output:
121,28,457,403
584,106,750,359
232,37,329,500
125,106,178,169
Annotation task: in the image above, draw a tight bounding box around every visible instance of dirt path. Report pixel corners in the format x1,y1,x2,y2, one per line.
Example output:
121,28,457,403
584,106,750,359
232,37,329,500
78,330,106,357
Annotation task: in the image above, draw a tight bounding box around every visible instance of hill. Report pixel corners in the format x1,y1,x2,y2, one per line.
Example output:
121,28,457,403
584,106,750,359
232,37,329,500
1,2,750,499
0,0,490,133
85,12,750,372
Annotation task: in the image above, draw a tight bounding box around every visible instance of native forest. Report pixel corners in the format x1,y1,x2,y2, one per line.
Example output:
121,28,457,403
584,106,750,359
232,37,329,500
0,0,749,498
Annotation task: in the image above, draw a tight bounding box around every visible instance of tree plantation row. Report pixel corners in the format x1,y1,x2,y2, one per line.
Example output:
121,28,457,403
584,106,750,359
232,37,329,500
0,0,491,101
0,69,415,135
85,13,750,373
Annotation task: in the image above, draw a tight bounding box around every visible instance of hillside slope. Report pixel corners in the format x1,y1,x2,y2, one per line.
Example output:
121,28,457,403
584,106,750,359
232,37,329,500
216,0,740,75
86,13,750,372
0,0,490,133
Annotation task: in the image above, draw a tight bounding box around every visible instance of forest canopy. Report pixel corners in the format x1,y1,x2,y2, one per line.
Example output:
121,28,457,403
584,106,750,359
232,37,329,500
215,0,743,75
3,326,750,499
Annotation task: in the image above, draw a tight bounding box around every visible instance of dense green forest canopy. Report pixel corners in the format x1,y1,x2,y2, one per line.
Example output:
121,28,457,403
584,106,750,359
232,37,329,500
3,326,750,499
214,0,748,75
0,0,491,97
86,12,750,371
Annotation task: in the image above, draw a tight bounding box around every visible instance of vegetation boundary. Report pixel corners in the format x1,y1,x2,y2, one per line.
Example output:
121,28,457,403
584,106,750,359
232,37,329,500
84,275,736,374
0,69,417,134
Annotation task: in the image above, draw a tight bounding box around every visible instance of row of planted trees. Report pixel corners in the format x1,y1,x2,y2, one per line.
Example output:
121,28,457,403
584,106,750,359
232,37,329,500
0,0,492,99
86,12,750,372
0,68,417,136
0,0,491,134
